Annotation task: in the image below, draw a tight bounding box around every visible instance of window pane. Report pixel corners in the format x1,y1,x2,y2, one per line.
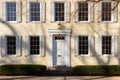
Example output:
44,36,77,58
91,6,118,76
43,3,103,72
102,36,112,55
78,2,88,21
78,36,88,55
7,36,16,55
30,36,40,55
55,2,64,21
102,2,111,21
6,2,16,21
30,2,40,21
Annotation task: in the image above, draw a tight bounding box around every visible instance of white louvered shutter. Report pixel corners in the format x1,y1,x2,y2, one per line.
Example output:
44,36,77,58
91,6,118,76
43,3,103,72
50,2,55,22
112,1,118,22
40,2,45,22
16,36,21,57
74,2,78,22
89,2,94,22
26,1,30,22
1,36,6,57
74,35,79,56
2,2,6,22
98,36,102,55
65,2,70,22
88,35,94,56
16,2,21,22
98,2,102,21
25,36,30,56
40,35,45,57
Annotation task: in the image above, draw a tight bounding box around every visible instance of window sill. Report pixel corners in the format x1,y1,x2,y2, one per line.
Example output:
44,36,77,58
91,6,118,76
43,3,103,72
75,21,92,23
77,54,93,56
3,21,19,24
2,55,20,57
98,21,116,23
26,21,43,23
25,55,42,57
99,54,117,57
51,21,68,23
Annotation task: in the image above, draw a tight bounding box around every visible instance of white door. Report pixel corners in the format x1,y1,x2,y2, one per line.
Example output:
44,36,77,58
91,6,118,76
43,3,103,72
53,34,66,66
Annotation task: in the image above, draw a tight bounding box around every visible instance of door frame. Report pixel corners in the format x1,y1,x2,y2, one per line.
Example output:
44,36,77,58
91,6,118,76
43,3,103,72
48,29,71,67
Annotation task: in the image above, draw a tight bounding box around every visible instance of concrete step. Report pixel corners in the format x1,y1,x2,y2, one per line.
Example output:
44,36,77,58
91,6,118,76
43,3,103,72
46,66,72,75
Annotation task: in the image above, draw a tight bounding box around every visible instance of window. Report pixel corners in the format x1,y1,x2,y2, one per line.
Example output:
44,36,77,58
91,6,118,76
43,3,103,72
102,2,111,21
55,2,64,21
75,2,93,22
99,35,118,56
6,2,16,21
74,35,94,56
25,35,45,56
102,36,112,55
78,36,88,55
78,2,88,21
30,36,40,55
26,2,45,22
30,2,40,21
50,2,70,22
99,1,118,22
6,36,16,55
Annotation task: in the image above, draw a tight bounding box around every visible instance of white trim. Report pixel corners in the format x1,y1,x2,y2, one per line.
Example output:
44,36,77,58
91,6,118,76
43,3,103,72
48,29,71,67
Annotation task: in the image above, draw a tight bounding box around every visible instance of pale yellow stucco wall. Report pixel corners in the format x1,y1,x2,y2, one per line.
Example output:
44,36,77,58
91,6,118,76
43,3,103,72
0,0,119,67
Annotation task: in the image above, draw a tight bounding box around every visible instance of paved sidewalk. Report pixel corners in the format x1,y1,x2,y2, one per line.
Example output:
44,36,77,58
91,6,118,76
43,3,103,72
0,76,120,80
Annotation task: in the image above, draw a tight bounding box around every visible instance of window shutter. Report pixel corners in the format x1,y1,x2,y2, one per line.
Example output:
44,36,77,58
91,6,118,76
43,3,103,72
26,1,30,22
65,2,70,22
16,2,21,22
114,36,118,56
50,2,55,22
111,36,118,56
2,2,6,22
98,36,102,55
98,2,102,21
89,2,94,22
74,2,78,22
25,36,30,56
40,2,45,22
16,36,21,57
112,1,118,22
74,35,79,56
40,35,45,57
88,35,94,56
111,36,114,55
1,36,6,57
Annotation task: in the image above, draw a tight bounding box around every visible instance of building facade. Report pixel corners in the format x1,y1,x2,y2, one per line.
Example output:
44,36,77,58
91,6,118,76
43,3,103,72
0,0,119,67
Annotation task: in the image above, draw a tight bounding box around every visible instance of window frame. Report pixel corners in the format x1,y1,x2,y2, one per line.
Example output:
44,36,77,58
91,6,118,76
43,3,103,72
99,1,117,22
1,35,21,57
50,1,70,23
29,35,40,56
74,35,94,56
26,1,45,23
99,35,118,56
25,35,45,57
29,2,40,22
6,2,17,23
75,1,93,23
